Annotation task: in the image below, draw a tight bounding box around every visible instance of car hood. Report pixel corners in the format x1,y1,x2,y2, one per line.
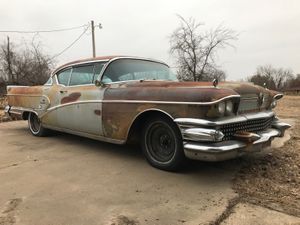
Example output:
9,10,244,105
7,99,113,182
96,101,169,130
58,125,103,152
104,80,279,103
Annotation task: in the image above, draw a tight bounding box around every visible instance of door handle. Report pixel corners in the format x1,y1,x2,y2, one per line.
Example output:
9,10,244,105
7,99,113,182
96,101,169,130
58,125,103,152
60,90,68,94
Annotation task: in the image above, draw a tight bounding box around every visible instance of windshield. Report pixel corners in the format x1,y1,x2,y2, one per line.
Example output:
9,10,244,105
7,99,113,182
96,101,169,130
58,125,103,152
101,59,177,83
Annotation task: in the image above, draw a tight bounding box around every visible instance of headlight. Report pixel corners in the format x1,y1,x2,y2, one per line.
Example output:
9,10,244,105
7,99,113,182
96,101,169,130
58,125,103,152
271,100,277,109
217,102,226,115
225,101,233,114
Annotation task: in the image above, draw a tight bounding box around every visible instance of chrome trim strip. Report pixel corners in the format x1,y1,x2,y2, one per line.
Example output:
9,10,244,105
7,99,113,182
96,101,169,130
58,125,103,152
52,60,109,76
175,111,274,127
7,85,29,88
41,95,241,118
7,94,46,97
104,79,179,85
100,96,240,105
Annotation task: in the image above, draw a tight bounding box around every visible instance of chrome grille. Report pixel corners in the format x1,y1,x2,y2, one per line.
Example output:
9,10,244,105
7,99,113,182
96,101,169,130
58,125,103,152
220,116,274,140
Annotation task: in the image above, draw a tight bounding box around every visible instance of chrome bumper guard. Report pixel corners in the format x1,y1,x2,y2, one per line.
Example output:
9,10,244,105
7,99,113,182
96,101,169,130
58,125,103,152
4,105,11,116
175,111,291,161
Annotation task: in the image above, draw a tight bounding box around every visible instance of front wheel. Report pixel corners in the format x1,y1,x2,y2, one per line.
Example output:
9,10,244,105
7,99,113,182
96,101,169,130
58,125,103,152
28,112,48,137
141,116,185,171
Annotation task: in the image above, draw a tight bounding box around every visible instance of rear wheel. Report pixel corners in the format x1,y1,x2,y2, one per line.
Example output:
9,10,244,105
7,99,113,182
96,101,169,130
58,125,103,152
28,112,48,137
141,116,185,171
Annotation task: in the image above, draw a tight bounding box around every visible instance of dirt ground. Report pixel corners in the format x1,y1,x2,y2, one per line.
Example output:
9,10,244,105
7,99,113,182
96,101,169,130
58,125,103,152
0,95,299,225
231,96,300,218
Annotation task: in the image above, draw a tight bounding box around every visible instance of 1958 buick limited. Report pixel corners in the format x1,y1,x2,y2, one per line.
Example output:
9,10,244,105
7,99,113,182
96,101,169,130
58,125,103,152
5,56,291,171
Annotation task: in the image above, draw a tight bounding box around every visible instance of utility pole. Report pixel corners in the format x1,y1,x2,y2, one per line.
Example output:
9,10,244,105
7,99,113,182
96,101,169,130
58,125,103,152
91,20,96,58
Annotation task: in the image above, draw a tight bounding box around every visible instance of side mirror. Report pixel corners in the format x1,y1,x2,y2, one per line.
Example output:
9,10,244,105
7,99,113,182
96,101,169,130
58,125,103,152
95,80,105,87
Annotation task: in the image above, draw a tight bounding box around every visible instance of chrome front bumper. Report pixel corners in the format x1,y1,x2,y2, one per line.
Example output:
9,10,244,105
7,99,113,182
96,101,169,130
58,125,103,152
175,111,291,161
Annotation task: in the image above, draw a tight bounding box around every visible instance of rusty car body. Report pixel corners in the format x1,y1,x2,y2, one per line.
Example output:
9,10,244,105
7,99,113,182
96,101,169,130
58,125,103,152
5,56,291,170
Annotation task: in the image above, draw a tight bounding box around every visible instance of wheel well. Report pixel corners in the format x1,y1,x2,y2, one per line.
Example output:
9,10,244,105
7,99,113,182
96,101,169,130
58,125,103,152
22,112,30,120
22,111,37,120
126,110,175,144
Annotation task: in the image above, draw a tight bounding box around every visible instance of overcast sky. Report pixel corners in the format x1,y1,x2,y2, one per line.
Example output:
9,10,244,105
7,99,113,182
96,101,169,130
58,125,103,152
0,0,299,80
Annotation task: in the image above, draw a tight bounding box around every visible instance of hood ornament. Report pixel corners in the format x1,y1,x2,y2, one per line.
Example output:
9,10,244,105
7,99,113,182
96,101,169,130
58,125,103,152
212,78,218,87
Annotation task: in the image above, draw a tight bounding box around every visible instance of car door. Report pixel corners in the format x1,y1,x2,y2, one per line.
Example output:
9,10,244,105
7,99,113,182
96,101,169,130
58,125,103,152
55,63,106,135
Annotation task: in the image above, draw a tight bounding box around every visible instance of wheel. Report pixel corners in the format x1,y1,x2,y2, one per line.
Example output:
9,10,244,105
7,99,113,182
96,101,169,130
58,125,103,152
141,116,185,171
28,112,48,137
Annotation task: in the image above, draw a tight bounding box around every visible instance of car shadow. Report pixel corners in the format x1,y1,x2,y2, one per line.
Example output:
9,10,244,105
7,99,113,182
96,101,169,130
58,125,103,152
46,130,246,174
14,124,255,176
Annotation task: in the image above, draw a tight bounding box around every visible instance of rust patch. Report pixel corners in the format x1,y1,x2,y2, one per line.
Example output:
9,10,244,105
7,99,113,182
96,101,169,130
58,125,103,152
94,109,101,116
61,92,81,104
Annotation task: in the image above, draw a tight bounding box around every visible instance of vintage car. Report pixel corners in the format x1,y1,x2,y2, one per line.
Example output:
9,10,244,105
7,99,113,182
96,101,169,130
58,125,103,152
5,56,291,171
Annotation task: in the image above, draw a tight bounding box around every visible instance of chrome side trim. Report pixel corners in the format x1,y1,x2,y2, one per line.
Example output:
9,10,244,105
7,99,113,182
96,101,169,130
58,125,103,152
43,124,125,145
41,96,241,118
52,60,109,76
175,111,274,127
7,85,29,88
100,96,240,105
6,94,48,98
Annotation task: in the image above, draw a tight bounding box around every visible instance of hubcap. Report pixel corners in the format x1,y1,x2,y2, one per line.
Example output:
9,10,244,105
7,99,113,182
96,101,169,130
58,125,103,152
30,114,41,133
146,122,176,163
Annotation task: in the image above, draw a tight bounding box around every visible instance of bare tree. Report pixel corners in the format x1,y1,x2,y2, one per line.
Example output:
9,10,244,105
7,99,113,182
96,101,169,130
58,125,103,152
0,38,54,88
169,15,238,81
248,65,294,90
286,74,300,89
250,65,294,90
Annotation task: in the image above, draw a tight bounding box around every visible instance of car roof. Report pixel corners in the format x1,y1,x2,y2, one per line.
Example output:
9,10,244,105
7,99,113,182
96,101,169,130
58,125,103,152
52,56,168,75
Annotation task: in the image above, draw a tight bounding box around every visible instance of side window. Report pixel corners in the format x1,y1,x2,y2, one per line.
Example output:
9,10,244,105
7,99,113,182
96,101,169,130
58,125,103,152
69,65,94,86
57,69,72,86
44,77,52,86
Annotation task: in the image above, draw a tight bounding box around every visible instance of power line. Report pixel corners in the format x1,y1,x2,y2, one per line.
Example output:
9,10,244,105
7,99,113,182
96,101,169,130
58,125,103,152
0,24,88,34
51,25,90,60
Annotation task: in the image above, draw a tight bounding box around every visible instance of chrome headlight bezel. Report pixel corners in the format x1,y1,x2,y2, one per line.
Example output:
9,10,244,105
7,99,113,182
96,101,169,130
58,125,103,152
217,102,226,115
225,101,234,114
